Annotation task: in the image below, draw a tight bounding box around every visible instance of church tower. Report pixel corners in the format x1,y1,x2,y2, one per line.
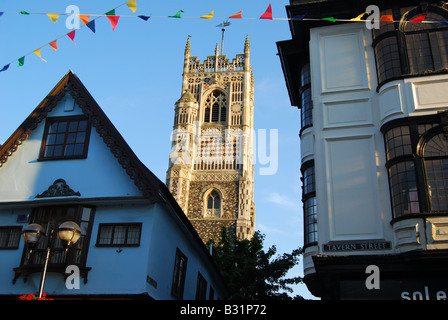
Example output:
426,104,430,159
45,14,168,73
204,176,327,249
166,36,255,243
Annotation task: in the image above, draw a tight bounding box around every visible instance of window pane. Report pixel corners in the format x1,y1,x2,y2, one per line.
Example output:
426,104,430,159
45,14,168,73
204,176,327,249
98,226,113,245
112,226,126,245
126,225,141,245
425,159,448,211
389,161,420,217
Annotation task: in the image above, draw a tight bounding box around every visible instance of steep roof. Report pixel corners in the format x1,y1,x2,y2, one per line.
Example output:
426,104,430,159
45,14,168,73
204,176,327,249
0,70,165,203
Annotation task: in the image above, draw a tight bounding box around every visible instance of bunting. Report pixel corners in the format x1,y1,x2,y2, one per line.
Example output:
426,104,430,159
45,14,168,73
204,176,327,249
49,40,58,51
106,9,120,30
33,49,47,62
67,30,76,45
169,10,183,18
260,3,273,20
126,0,137,13
46,13,60,23
229,10,243,19
78,14,90,25
200,10,214,20
1,2,446,75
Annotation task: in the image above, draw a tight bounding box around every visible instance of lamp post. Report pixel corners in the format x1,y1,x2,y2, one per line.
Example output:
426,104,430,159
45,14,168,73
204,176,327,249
22,221,81,298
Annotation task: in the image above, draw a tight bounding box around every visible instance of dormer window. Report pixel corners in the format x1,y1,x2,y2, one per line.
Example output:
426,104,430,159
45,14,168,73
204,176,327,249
39,116,91,160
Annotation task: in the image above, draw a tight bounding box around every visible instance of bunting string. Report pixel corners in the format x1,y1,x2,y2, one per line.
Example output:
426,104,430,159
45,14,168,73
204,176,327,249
1,1,447,73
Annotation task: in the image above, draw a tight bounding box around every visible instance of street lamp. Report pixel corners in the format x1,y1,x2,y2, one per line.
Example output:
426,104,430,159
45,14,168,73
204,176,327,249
21,221,81,298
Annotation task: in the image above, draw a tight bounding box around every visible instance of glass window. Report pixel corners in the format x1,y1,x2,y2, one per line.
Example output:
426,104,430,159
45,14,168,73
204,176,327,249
0,226,22,249
195,272,208,300
206,190,221,218
96,223,142,247
22,206,93,267
171,248,188,299
204,91,227,124
40,116,91,160
301,161,317,246
373,4,448,86
383,116,448,218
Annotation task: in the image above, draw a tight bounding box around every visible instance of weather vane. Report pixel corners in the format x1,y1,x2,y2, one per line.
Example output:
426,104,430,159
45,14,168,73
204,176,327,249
216,21,231,56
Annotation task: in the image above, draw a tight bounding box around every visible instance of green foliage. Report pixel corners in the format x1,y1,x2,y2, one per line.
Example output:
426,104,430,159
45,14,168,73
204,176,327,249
211,227,304,300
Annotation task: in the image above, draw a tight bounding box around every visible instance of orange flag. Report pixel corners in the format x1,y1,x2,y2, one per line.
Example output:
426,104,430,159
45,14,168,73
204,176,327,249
380,15,393,22
78,14,90,25
49,40,58,51
229,10,243,19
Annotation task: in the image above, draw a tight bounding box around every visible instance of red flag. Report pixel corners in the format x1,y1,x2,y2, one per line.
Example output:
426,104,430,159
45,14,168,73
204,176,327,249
410,14,427,22
67,30,76,45
260,3,273,20
229,10,243,19
49,40,58,51
106,9,120,30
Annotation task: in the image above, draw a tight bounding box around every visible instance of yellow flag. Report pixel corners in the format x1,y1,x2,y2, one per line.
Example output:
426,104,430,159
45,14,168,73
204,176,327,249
200,10,214,19
34,49,47,62
46,13,60,23
126,0,137,13
350,12,367,21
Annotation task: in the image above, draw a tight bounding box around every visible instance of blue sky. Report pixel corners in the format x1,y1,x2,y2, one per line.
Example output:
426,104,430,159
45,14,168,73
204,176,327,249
0,0,313,299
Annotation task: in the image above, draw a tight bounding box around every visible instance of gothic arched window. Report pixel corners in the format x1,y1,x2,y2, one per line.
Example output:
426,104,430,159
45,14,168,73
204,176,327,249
206,190,221,218
204,90,227,123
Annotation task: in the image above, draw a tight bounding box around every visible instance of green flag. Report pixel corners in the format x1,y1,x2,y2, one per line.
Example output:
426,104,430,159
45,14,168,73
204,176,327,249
321,17,337,22
18,56,25,67
169,10,183,18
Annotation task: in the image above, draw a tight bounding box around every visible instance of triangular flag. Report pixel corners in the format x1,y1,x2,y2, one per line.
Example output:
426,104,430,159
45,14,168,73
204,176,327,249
18,57,25,67
438,21,448,26
0,64,10,72
86,20,96,33
200,10,214,19
0,12,4,17
350,12,368,21
260,3,273,20
49,40,58,51
78,14,90,25
229,10,243,19
138,15,150,21
321,17,337,22
67,30,76,45
33,48,47,62
20,11,30,15
292,13,307,20
410,14,427,23
380,15,394,22
126,0,137,13
169,10,183,18
106,9,120,30
46,13,60,23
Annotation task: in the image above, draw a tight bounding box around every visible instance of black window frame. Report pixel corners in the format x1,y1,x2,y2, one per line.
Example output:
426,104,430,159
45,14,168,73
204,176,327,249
195,271,208,300
39,115,91,161
0,226,22,249
381,113,448,221
372,4,448,90
301,160,317,247
171,247,188,299
95,223,142,247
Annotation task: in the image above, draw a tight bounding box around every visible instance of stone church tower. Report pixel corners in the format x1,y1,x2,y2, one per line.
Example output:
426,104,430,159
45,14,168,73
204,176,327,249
166,36,255,243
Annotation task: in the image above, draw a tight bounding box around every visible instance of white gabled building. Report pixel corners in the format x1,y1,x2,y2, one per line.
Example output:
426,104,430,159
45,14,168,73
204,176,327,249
0,71,228,300
278,0,448,299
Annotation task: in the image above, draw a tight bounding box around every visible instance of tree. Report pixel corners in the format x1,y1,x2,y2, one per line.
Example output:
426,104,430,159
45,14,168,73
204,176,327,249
211,227,304,300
